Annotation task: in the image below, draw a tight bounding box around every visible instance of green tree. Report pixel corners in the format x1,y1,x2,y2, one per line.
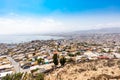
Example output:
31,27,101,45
37,58,43,64
60,56,66,66
53,54,58,66
76,52,81,55
68,53,75,57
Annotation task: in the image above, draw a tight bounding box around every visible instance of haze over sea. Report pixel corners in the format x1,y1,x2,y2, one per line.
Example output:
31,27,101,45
0,35,63,44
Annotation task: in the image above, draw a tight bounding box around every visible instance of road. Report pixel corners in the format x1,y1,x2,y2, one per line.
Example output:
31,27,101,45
5,55,54,73
5,55,24,73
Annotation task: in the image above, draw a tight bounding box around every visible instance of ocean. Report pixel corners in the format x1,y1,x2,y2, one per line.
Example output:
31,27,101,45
0,35,63,44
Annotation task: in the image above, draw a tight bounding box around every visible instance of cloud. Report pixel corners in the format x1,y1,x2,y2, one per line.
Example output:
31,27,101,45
0,14,120,35
0,17,65,34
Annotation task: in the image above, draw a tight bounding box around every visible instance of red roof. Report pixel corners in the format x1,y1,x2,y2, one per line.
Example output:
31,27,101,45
98,56,109,59
53,51,59,54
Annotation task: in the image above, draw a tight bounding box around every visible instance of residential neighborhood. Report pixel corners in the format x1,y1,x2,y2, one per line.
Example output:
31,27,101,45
0,34,120,79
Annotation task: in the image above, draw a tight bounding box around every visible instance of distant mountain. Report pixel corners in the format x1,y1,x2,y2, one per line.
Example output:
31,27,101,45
74,27,120,34
44,27,120,37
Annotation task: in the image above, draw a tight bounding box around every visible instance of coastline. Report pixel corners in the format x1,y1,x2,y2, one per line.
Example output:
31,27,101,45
0,35,64,44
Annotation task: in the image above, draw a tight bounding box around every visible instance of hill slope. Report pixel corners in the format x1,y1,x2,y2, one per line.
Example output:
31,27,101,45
45,59,120,80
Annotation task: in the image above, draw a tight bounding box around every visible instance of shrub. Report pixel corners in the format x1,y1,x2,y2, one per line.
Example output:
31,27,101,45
75,52,81,55
67,58,75,63
37,58,44,64
2,73,23,80
107,60,115,67
60,56,66,66
68,53,75,57
35,73,44,80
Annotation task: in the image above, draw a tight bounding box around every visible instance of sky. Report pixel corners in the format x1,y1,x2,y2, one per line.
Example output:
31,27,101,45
0,0,120,34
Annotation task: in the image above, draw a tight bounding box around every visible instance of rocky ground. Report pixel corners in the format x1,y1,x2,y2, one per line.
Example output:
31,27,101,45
45,59,120,80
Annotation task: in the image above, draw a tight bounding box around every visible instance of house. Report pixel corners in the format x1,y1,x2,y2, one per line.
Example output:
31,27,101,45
0,64,13,69
76,55,82,62
31,61,38,66
103,48,110,52
113,53,120,58
35,52,41,56
0,71,13,78
27,53,33,58
106,53,115,59
30,65,39,71
37,56,44,59
84,51,98,58
20,61,31,69
97,55,109,59
44,59,53,64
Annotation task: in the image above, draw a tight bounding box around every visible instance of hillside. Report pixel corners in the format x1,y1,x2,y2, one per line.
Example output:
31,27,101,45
73,27,120,34
48,27,120,37
45,59,120,80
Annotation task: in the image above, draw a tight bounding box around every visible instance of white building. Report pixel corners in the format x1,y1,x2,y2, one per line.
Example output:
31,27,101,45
0,71,13,78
